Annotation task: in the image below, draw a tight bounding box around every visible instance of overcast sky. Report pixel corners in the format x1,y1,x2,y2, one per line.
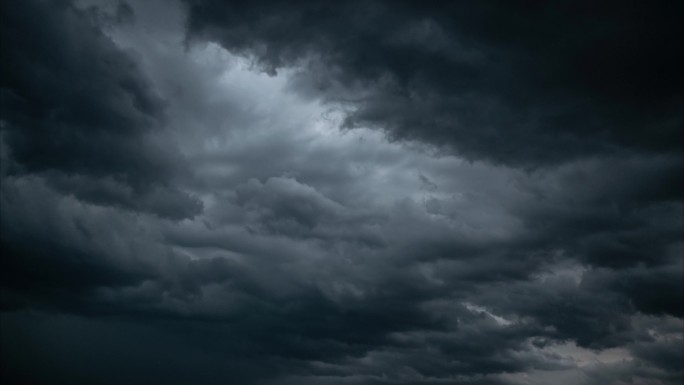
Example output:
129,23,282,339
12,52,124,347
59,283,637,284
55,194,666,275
0,1,682,384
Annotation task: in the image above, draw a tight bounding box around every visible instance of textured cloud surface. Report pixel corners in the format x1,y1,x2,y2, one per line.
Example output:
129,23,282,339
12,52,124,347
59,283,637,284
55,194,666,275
1,1,682,384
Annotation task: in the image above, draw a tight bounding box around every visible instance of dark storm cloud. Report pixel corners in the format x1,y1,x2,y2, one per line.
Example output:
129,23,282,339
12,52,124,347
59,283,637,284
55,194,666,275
1,0,683,384
589,263,684,318
183,0,683,167
0,175,162,313
0,0,201,219
509,156,684,268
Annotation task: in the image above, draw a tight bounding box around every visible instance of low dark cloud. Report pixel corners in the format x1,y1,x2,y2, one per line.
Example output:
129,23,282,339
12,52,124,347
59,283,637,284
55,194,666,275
184,0,683,167
1,0,201,218
1,0,682,384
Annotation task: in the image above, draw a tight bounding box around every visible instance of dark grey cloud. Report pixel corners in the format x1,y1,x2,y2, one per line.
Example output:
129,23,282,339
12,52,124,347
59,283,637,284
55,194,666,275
0,0,201,219
183,0,683,167
1,1,682,384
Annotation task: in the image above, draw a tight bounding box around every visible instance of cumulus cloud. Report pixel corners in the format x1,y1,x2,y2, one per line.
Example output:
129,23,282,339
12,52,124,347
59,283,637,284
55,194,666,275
0,0,201,219
184,0,683,167
0,1,681,384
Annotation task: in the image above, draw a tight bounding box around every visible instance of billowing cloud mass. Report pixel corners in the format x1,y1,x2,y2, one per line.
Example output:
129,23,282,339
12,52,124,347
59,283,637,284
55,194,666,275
0,1,682,385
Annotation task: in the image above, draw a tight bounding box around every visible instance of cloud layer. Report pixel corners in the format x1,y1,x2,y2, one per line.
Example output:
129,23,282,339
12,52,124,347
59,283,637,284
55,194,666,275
1,1,682,384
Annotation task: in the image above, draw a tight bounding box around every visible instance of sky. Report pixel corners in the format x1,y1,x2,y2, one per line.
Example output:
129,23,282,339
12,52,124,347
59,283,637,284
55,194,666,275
0,1,682,384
